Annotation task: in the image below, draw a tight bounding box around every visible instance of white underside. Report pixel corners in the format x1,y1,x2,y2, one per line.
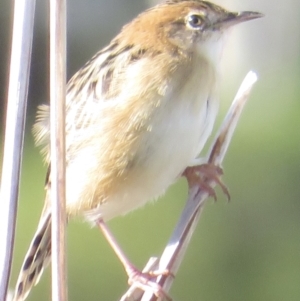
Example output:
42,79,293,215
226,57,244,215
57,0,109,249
81,63,219,222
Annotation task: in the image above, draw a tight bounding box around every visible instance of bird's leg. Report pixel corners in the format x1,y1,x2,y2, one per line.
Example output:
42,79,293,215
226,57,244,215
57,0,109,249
96,219,171,300
183,163,230,200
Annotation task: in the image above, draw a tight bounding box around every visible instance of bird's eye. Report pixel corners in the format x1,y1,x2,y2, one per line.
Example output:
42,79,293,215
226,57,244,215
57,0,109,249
187,14,202,29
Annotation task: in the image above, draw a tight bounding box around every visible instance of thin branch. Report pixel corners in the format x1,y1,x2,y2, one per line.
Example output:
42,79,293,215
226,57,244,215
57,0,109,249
0,1,36,300
49,0,67,301
121,71,258,301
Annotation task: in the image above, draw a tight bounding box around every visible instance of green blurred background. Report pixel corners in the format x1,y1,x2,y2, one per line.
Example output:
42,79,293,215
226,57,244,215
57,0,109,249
0,0,299,300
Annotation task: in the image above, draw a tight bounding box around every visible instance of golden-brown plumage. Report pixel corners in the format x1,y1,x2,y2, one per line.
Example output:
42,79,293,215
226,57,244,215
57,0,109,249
14,1,262,300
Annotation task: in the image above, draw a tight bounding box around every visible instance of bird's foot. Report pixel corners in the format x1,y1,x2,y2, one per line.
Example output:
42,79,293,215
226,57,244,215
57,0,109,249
183,163,230,201
126,265,172,300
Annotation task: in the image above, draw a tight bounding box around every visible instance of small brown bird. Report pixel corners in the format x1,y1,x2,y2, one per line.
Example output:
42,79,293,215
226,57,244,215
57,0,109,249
13,1,262,300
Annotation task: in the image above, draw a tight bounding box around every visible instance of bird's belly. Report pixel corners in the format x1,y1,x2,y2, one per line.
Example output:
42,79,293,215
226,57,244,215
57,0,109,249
83,89,218,223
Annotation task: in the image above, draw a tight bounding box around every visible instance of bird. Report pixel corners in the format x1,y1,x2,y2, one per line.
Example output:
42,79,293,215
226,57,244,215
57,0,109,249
13,1,262,300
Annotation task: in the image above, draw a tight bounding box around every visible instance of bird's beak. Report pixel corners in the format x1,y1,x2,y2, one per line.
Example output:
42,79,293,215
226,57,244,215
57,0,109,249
213,11,264,29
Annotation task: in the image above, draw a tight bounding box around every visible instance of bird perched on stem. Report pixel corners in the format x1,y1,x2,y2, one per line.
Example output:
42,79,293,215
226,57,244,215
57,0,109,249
13,1,262,300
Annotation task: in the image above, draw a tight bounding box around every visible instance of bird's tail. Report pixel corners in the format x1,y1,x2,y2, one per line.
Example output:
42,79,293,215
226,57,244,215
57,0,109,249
13,209,52,301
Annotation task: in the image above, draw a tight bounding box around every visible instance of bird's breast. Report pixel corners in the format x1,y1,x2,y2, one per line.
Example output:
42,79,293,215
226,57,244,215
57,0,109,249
82,56,219,222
